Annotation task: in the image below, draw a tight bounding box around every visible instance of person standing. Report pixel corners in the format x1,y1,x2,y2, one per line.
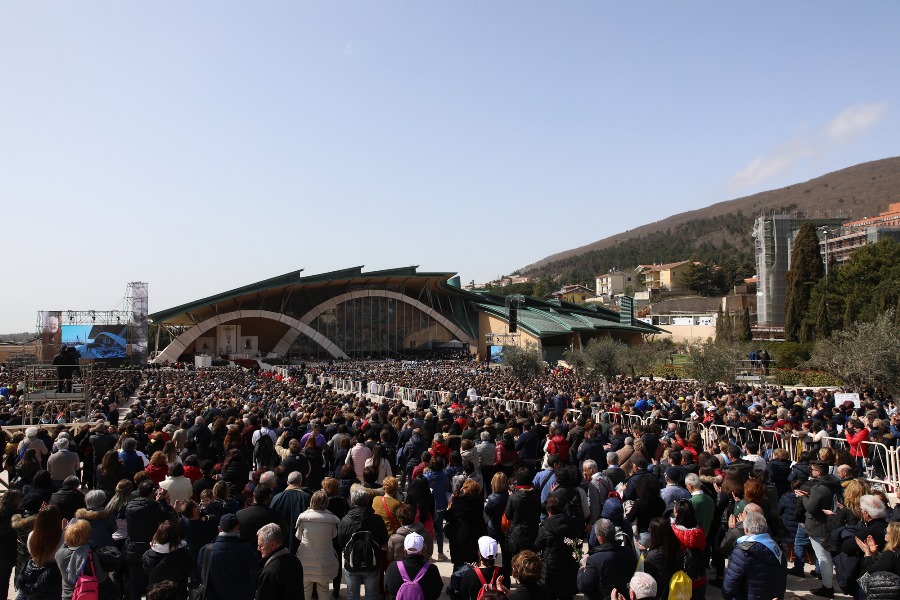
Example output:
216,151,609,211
338,485,389,600
577,519,637,600
125,481,172,600
198,514,258,600
270,472,312,554
796,461,841,598
296,491,340,600
237,484,288,547
722,512,787,600
256,522,305,600
384,532,443,600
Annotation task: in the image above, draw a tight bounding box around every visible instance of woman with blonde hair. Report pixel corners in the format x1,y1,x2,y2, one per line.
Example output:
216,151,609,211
56,518,108,600
162,441,181,468
842,479,871,521
860,520,900,575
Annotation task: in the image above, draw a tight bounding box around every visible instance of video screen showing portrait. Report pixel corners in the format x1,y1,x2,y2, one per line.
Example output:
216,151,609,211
61,325,128,360
489,345,505,364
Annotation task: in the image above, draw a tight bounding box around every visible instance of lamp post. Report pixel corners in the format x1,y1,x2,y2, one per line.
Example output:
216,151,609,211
819,226,830,277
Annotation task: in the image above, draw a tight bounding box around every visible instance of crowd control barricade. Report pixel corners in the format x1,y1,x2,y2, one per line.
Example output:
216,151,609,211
814,435,899,493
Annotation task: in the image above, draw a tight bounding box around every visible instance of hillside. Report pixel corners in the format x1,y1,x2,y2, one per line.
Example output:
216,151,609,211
521,157,900,283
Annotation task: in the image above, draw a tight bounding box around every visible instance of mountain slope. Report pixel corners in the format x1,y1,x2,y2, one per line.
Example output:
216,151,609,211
522,157,900,279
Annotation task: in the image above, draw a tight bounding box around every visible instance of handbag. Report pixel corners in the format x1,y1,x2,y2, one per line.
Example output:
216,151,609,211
500,513,511,533
72,551,99,600
190,544,213,600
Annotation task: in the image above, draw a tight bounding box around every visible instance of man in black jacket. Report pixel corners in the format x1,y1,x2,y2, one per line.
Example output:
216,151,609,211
187,416,213,460
237,484,288,546
193,460,218,499
384,532,442,600
256,522,304,600
125,480,173,600
796,460,841,598
338,485,389,600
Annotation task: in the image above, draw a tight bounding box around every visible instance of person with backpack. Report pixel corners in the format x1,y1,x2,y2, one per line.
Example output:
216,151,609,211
338,485,389,600
252,420,279,469
458,536,508,600
383,532,443,600
670,500,707,600
577,518,637,600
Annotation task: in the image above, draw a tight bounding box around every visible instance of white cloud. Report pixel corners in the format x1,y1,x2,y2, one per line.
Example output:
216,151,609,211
824,102,888,142
728,138,812,189
344,42,354,56
727,102,888,191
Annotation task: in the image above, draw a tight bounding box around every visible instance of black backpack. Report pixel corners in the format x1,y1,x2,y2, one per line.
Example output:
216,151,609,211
682,547,704,580
562,490,584,523
343,530,380,572
253,432,278,468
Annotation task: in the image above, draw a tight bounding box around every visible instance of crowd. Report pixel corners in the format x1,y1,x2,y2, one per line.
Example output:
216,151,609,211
0,358,898,600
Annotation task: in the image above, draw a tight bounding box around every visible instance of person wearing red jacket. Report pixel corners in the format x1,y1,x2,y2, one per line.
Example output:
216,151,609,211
845,419,870,472
546,428,570,465
429,434,451,462
671,499,707,600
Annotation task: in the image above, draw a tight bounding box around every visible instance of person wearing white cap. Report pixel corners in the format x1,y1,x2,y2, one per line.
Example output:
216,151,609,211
383,532,443,600
459,536,509,600
17,427,49,465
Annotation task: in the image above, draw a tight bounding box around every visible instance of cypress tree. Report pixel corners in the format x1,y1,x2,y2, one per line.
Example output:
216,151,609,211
740,307,752,341
784,222,825,342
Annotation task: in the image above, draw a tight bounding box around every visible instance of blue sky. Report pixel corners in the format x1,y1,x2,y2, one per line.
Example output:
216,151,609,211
2,2,898,333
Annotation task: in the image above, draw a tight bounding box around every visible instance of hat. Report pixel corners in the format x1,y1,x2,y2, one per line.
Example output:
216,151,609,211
478,536,499,559
25,427,38,439
403,532,425,554
21,493,42,514
219,514,240,532
665,467,680,482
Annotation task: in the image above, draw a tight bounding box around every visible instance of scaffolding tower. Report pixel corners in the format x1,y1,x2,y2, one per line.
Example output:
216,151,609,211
22,364,94,425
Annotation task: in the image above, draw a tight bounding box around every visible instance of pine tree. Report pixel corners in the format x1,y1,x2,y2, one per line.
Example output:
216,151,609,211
784,222,825,342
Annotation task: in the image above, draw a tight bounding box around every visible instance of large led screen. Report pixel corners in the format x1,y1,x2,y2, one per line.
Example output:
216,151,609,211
61,325,128,360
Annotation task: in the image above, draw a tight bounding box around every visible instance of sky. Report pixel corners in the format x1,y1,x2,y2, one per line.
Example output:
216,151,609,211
1,2,899,333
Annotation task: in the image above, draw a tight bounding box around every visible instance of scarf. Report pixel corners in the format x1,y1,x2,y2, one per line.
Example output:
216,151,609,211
735,532,782,563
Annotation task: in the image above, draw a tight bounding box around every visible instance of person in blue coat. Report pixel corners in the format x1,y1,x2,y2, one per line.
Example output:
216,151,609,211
197,514,258,600
722,512,787,600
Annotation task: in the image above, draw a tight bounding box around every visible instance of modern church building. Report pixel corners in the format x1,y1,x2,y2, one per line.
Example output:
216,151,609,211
149,267,661,364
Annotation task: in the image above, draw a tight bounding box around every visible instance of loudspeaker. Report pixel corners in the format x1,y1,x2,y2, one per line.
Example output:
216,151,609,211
509,307,518,333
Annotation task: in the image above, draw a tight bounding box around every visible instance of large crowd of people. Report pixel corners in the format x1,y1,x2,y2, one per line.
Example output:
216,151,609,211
0,357,898,600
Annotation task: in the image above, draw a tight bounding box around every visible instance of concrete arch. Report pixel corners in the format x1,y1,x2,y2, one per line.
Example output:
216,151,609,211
271,290,475,355
153,309,348,364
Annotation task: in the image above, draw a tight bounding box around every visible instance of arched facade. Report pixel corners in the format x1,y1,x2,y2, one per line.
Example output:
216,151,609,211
153,310,347,363
148,267,662,364
271,289,476,356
